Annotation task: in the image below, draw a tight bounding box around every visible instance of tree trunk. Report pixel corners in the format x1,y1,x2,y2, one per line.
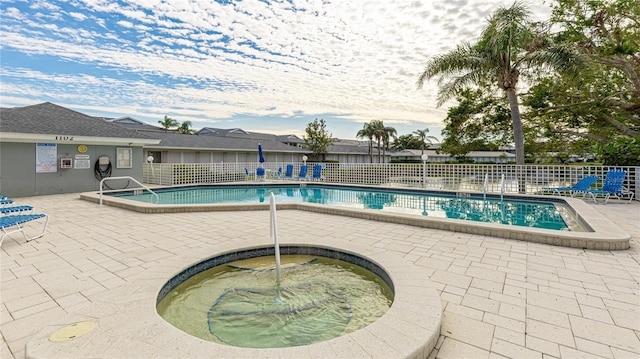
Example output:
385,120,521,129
505,88,526,193
506,89,525,165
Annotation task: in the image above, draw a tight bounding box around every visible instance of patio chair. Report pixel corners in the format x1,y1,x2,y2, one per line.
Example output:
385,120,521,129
310,164,324,181
1,199,15,207
576,170,632,204
296,165,309,180
270,167,283,179
283,164,294,180
542,176,599,196
255,167,266,181
244,168,255,180
0,213,49,247
1,205,34,215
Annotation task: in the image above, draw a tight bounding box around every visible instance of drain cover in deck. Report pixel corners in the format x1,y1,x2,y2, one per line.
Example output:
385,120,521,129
49,321,96,342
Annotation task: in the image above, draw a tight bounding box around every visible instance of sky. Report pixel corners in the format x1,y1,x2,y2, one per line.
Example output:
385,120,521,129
0,0,552,140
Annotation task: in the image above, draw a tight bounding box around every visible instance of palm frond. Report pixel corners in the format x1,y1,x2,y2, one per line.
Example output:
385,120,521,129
436,71,491,106
417,42,485,88
520,44,584,74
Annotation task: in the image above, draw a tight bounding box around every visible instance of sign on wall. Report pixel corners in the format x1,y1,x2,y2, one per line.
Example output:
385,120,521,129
75,154,91,169
36,143,57,173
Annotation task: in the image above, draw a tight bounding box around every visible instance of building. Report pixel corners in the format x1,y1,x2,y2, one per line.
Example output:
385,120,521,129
0,103,159,196
392,149,516,164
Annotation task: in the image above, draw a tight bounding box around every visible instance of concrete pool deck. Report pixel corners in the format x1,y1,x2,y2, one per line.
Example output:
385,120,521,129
1,193,639,358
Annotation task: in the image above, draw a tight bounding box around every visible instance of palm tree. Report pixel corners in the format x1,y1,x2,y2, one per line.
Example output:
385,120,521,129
356,122,375,163
381,125,397,161
417,1,581,165
370,120,386,163
158,115,178,133
177,121,193,135
413,128,438,158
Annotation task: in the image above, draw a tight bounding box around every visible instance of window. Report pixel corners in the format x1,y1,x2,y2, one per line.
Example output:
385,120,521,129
116,148,132,168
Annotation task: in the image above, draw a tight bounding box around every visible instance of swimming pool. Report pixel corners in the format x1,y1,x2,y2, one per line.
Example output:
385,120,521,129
110,184,573,231
81,183,630,250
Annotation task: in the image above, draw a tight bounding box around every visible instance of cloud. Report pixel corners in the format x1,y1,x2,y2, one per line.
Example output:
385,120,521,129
0,0,552,139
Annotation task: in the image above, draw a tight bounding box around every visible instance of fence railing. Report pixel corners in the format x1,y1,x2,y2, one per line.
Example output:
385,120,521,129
142,162,638,199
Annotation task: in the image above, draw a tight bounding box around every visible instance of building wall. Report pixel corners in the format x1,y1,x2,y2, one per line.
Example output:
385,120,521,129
153,150,308,165
0,142,144,197
145,148,377,164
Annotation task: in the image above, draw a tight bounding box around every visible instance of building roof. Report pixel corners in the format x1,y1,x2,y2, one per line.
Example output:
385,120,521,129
140,130,308,153
103,117,164,132
326,142,372,155
199,127,277,141
0,102,156,144
275,134,304,144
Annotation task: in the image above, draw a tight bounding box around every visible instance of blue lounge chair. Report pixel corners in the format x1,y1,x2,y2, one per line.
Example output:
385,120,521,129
296,165,309,180
542,176,599,196
576,170,633,204
283,164,294,180
270,167,283,179
0,213,49,247
310,164,324,181
1,205,34,215
1,199,15,207
244,168,257,180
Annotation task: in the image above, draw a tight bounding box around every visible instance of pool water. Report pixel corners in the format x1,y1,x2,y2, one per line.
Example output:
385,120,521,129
113,185,571,230
156,255,393,348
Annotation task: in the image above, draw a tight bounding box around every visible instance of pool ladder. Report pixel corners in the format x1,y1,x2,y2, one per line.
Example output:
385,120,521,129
99,176,159,205
483,173,506,201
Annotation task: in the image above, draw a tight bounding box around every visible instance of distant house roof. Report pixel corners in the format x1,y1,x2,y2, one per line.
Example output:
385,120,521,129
327,138,372,156
0,102,159,145
104,117,164,132
139,130,308,153
275,134,304,144
333,138,370,147
201,127,310,147
199,127,290,142
199,127,250,136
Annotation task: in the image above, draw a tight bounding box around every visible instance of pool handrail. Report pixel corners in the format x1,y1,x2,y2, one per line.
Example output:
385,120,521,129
100,176,159,205
483,173,489,201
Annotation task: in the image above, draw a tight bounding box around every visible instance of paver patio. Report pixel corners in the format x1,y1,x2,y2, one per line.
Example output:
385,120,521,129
1,193,639,358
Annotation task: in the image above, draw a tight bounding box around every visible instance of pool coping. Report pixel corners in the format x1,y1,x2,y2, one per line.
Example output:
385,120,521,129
79,184,631,250
25,240,442,359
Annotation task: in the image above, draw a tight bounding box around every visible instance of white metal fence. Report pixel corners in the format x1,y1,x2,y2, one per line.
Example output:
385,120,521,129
142,162,638,198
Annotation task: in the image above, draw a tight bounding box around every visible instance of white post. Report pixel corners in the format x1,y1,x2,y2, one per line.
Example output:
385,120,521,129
421,154,429,188
270,193,282,284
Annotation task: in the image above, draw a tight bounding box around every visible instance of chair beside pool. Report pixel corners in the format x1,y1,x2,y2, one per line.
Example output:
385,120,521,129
0,196,36,215
0,212,49,247
542,176,599,197
270,167,283,180
310,164,324,181
283,164,295,180
1,205,35,215
1,198,15,207
576,170,633,204
296,165,309,180
255,167,266,181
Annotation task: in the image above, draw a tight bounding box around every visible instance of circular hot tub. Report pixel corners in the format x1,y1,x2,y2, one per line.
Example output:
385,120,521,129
157,247,394,348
